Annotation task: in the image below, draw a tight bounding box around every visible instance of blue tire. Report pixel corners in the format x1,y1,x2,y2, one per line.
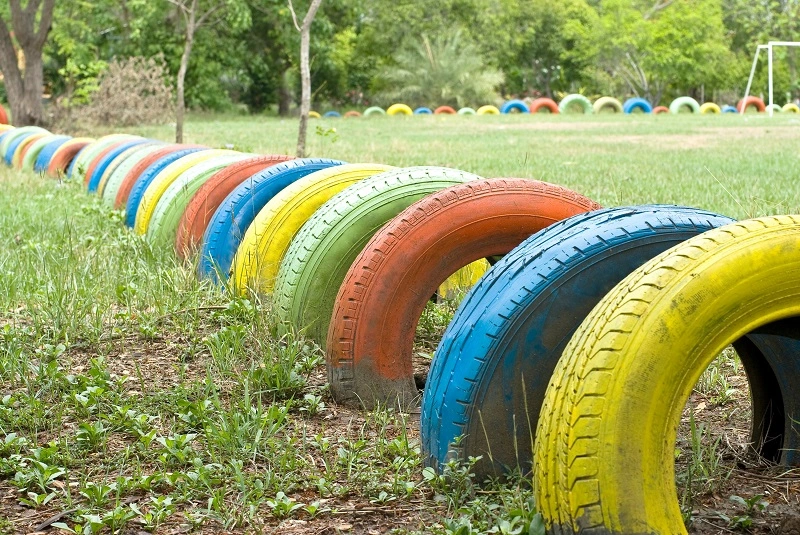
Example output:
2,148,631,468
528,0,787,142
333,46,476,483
323,111,341,118
86,139,153,193
198,158,346,284
421,205,737,479
33,136,71,174
622,97,653,114
500,99,529,114
722,105,738,114
413,107,433,115
124,148,208,227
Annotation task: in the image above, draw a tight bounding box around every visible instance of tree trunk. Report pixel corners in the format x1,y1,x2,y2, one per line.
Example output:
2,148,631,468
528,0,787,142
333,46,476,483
176,0,197,144
0,0,55,126
292,0,324,158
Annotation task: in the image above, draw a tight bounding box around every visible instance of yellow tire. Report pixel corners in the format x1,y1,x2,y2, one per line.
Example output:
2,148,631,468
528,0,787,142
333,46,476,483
0,124,14,133
133,149,239,235
308,111,321,119
387,103,413,116
535,216,800,535
476,105,500,115
232,163,394,295
782,103,800,113
699,102,721,114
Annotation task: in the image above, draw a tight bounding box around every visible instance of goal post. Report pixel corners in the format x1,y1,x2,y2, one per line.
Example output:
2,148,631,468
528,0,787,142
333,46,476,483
743,41,800,116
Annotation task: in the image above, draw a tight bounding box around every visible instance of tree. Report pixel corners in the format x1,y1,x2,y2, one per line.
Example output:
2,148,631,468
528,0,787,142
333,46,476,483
165,0,250,142
0,0,55,125
288,0,324,158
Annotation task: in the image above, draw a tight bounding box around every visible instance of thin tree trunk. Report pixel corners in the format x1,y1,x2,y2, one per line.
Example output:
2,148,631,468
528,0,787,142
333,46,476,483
176,0,197,143
290,0,324,158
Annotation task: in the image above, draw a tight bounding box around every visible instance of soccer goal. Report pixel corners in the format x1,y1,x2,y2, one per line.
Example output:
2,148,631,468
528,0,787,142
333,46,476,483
743,41,800,116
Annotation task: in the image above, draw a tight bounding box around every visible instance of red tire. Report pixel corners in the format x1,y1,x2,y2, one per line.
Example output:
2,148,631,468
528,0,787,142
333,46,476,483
114,144,197,209
433,106,456,115
344,111,361,118
47,139,92,178
174,154,294,259
653,106,669,114
0,104,9,125
737,95,766,113
326,178,602,407
529,98,559,114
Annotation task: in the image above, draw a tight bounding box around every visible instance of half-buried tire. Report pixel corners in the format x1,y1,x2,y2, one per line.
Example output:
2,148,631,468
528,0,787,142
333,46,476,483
272,166,482,350
327,178,601,408
421,206,737,481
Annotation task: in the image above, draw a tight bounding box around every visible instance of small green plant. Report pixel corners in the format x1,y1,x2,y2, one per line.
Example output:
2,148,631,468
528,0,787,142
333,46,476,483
265,491,304,519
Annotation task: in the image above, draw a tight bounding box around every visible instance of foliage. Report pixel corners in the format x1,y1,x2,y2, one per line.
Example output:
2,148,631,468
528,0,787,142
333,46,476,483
377,30,503,108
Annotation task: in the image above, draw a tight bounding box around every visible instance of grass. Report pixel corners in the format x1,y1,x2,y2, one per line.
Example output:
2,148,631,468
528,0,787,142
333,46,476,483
1,112,799,533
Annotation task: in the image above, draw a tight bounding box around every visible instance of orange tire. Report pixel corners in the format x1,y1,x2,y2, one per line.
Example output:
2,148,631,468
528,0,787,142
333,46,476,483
738,95,766,113
434,106,457,115
529,98,559,114
83,140,131,188
0,104,9,125
344,111,361,118
326,178,602,407
653,106,669,114
46,138,93,178
174,154,294,259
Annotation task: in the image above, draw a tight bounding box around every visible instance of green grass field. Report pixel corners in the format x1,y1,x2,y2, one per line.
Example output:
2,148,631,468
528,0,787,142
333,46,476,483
1,114,799,534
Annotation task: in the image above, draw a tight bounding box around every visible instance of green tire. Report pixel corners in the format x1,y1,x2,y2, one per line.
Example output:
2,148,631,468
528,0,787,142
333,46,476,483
558,94,593,114
669,96,701,114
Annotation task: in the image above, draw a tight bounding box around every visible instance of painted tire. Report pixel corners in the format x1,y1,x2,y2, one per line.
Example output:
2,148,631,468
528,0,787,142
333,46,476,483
699,102,721,114
232,163,394,295
47,138,94,178
0,104,8,124
364,106,386,117
344,111,361,118
323,111,341,118
198,158,345,284
97,142,163,198
622,97,652,114
669,96,700,114
413,107,433,115
2,127,47,165
434,106,457,115
328,179,601,408
145,153,252,248
175,155,294,259
721,105,739,114
272,166,482,349
422,206,736,481
593,96,623,114
114,144,193,209
34,136,71,174
558,94,593,114
652,106,669,114
23,135,67,172
767,103,783,113
134,149,238,235
535,216,800,534
457,107,477,115
529,98,559,114
737,95,765,113
13,132,49,169
70,135,135,181
308,111,321,119
124,148,208,227
387,104,413,116
500,100,529,114
476,105,500,115
86,139,152,193
782,103,800,113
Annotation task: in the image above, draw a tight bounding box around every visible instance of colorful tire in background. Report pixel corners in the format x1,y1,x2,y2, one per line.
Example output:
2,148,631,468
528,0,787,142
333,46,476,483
364,106,386,117
87,139,153,193
198,158,345,284
699,102,721,114
500,100,529,114
434,106,457,115
23,135,68,172
652,106,669,114
33,136,71,174
476,105,500,115
722,105,739,114
413,107,433,115
767,103,783,113
308,111,321,119
114,145,195,209
13,132,50,169
622,97,652,114
97,142,164,198
272,166,481,350
782,103,800,113
47,138,94,178
737,96,765,113
422,206,735,480
323,111,341,118
0,104,8,125
669,96,700,114
593,96,623,114
535,216,800,535
529,98,559,114
344,111,362,118
387,104,413,116
558,94,593,114
1,126,47,165
327,178,601,408
457,107,477,115
232,163,394,295
175,154,294,259
70,135,137,182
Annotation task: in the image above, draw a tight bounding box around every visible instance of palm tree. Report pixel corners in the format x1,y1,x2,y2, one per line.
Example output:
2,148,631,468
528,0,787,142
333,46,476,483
379,30,503,108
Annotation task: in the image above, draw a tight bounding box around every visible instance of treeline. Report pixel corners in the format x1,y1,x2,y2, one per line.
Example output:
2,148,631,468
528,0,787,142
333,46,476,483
37,0,800,114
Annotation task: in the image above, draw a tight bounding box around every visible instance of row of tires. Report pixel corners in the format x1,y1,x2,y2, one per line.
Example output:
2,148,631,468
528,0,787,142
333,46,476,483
315,95,799,117
5,125,799,534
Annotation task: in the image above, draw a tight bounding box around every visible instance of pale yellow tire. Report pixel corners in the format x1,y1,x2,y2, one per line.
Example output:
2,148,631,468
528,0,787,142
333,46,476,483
133,149,239,235
71,134,136,183
232,163,394,295
699,102,721,114
0,124,14,133
476,105,500,115
592,96,623,114
782,103,800,113
387,103,413,116
309,111,321,119
535,216,800,535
